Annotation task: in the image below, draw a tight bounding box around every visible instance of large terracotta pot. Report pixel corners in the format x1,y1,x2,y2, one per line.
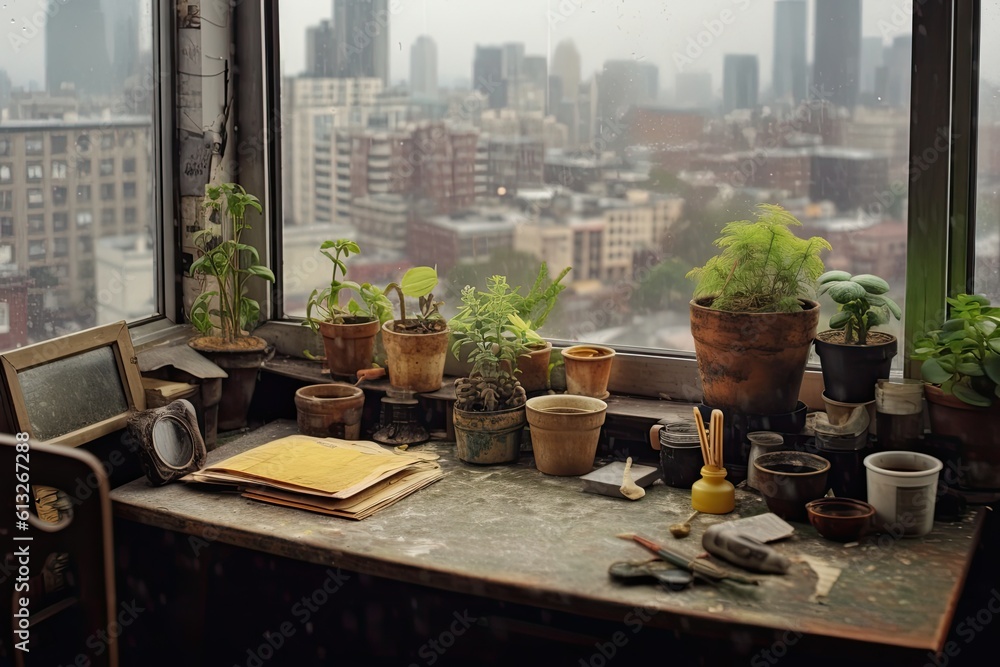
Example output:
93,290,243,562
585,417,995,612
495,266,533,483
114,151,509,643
188,336,274,431
525,395,607,476
318,318,380,377
690,298,819,415
454,406,526,465
381,321,450,393
925,385,1000,490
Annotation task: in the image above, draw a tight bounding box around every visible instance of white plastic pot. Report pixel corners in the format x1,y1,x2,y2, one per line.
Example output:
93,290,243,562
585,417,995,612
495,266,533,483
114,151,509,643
863,451,942,537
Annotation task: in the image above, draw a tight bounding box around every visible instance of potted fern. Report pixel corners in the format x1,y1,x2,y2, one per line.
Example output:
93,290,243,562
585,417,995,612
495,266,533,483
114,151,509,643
510,263,571,393
302,239,393,377
381,267,449,392
814,271,901,403
687,204,831,415
450,276,537,464
188,182,275,430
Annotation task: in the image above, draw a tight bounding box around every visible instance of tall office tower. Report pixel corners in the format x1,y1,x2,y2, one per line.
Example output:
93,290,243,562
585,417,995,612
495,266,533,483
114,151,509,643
675,72,712,109
410,36,438,99
884,35,912,109
773,0,807,105
813,0,862,109
333,0,390,85
598,60,656,122
47,0,113,94
502,43,526,82
306,20,338,76
473,46,507,109
551,40,581,106
860,36,885,97
723,55,759,112
522,55,548,111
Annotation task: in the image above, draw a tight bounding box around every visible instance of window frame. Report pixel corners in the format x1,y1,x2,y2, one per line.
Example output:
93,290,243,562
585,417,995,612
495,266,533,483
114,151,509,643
240,1,981,398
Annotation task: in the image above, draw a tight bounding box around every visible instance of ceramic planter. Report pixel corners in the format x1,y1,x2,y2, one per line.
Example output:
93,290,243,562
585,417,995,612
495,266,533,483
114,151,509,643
562,345,615,399
925,385,1000,490
188,336,274,431
454,406,526,464
814,331,897,403
864,450,942,536
318,318,381,377
516,342,553,393
381,321,450,393
294,384,365,439
690,297,820,415
525,395,607,475
752,451,830,521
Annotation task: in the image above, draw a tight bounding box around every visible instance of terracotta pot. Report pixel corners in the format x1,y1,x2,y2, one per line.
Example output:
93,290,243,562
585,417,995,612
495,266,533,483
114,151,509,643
516,342,553,393
381,321,450,393
188,336,274,431
815,331,897,403
562,345,615,398
925,385,1000,490
690,298,820,415
454,406,526,464
294,384,365,440
525,394,607,475
318,318,380,377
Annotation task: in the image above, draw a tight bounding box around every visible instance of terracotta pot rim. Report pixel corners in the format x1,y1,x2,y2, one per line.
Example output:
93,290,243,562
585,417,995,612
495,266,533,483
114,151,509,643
188,335,269,353
562,344,616,360
924,383,999,411
690,296,819,314
805,498,875,519
525,394,607,415
524,341,553,354
383,320,451,337
453,404,527,418
294,384,365,401
753,452,831,476
814,330,897,347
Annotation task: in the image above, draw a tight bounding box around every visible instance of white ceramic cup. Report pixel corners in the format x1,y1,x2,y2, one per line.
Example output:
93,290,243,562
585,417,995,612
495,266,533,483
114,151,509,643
863,450,943,537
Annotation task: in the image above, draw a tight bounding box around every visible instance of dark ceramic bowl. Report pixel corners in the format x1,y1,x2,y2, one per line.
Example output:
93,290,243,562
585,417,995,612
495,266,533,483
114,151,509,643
752,452,831,521
806,498,875,542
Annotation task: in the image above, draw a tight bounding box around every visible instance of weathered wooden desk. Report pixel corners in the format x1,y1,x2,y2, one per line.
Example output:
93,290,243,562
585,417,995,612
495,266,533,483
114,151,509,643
111,420,984,662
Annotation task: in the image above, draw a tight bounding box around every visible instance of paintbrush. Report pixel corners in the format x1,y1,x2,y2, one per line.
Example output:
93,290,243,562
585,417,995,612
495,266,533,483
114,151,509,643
617,533,759,586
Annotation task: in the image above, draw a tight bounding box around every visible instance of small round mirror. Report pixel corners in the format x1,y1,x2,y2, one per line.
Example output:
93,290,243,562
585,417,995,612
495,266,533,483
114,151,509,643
152,416,195,468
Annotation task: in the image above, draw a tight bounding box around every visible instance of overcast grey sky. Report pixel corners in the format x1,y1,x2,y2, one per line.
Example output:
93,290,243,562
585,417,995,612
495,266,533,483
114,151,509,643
278,0,918,93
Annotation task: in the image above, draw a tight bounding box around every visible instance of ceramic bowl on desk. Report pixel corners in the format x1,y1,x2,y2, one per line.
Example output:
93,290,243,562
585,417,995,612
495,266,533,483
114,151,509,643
806,497,875,542
752,451,831,521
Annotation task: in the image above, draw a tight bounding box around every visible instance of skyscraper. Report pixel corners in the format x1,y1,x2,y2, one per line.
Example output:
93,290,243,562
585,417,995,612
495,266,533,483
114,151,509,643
552,41,581,107
473,46,507,109
598,60,656,123
47,0,113,94
723,55,759,112
813,0,862,109
773,0,807,105
306,20,337,76
410,36,438,99
333,0,390,85
860,36,885,97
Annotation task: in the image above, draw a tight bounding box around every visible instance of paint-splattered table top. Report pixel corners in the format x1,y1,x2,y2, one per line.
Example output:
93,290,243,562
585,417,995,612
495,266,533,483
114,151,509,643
111,420,984,659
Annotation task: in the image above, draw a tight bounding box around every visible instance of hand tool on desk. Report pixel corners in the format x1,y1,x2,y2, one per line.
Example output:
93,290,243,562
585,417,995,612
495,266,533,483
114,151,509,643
608,561,694,592
669,510,699,538
617,533,759,586
702,523,791,574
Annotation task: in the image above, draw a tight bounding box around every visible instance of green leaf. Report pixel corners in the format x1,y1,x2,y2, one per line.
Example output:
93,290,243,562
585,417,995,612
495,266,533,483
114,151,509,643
941,318,966,332
245,265,275,281
239,297,261,330
952,383,993,407
818,270,851,284
984,354,1000,385
921,358,954,384
400,266,439,297
829,311,852,329
851,274,890,294
827,281,867,303
989,339,1000,354
956,362,985,377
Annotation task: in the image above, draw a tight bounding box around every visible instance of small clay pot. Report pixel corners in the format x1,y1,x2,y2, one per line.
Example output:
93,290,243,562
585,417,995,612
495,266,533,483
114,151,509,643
516,342,553,393
526,394,607,475
294,384,366,439
562,345,615,398
382,321,450,393
752,451,831,521
454,406,526,465
806,498,875,542
189,336,274,431
318,318,380,377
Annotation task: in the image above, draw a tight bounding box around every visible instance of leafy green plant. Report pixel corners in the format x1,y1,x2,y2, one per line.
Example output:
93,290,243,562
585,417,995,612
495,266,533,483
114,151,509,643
189,183,275,342
510,263,571,332
912,293,1000,407
686,204,831,313
302,239,393,332
384,266,446,334
817,271,901,344
450,276,542,412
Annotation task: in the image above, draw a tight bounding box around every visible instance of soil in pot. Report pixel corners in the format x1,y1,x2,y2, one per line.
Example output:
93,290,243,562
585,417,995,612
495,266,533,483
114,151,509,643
318,317,380,377
690,297,819,415
189,336,272,431
454,406,526,464
294,384,365,439
562,345,615,399
925,385,1000,490
525,395,607,475
815,330,897,403
382,320,450,393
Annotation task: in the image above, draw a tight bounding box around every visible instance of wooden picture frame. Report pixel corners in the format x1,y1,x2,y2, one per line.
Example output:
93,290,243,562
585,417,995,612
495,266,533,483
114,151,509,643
0,321,146,447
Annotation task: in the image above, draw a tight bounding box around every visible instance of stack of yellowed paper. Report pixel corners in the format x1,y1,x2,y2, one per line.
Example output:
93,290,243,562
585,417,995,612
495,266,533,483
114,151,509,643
183,435,443,520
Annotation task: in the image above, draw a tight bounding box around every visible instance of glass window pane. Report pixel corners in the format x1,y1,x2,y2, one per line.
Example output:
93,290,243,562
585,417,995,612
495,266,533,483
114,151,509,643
278,1,909,358
977,2,1000,301
0,0,157,349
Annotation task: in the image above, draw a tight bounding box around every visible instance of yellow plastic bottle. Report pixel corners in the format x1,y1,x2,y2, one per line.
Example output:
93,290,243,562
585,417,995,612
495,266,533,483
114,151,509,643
691,466,735,514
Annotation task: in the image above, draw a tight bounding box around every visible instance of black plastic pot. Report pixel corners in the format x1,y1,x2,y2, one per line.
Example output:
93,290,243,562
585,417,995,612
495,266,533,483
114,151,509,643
814,332,897,403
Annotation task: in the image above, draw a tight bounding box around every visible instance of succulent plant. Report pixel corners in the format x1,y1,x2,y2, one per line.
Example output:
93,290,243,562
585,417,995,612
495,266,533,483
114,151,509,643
818,271,901,345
